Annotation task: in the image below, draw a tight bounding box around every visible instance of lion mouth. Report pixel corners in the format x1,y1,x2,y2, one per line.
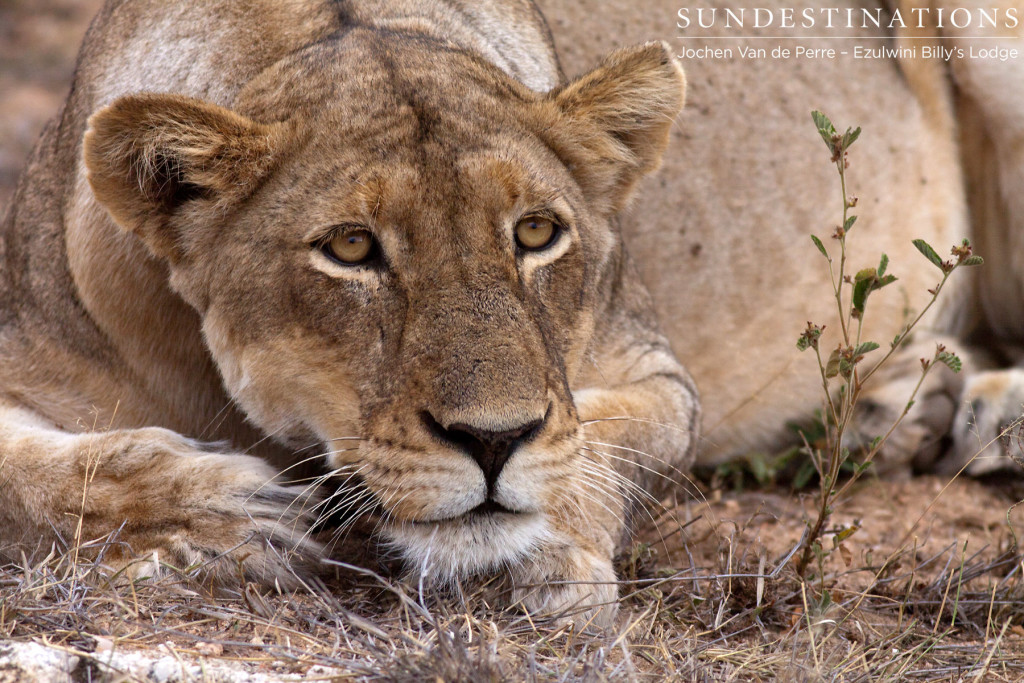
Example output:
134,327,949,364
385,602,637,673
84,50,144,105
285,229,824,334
467,499,515,516
410,499,523,525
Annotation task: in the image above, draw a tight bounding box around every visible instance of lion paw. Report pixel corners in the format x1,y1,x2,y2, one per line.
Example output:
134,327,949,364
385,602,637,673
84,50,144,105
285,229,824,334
942,369,1024,476
511,541,618,630
74,428,323,589
848,366,959,474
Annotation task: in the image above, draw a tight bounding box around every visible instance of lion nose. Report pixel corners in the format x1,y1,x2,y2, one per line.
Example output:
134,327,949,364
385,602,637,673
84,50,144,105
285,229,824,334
422,413,545,492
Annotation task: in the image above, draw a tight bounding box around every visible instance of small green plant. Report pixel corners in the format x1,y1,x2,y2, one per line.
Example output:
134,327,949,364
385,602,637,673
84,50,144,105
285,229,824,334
708,418,826,492
794,111,984,581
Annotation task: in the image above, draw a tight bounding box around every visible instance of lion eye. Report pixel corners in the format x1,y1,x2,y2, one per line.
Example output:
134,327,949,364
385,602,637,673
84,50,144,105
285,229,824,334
324,229,375,265
514,216,560,251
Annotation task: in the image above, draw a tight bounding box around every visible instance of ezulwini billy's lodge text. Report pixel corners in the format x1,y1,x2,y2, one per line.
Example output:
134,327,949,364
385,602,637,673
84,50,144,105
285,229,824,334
677,44,1020,62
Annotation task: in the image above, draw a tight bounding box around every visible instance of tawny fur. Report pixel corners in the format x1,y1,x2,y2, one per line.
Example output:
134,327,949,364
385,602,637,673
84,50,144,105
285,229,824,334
0,0,695,627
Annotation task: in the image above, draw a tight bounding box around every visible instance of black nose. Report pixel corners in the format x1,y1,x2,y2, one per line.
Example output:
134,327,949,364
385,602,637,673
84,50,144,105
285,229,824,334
422,412,545,492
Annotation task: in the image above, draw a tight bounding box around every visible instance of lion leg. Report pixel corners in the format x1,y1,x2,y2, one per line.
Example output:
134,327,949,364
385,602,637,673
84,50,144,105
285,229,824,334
0,398,321,587
508,256,699,629
509,371,697,629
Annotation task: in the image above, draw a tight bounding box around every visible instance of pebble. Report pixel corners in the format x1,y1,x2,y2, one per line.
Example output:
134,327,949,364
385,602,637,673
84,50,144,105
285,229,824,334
150,656,181,683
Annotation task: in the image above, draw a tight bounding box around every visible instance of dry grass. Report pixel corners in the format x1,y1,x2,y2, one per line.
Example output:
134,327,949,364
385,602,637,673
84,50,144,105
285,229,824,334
4,471,1024,681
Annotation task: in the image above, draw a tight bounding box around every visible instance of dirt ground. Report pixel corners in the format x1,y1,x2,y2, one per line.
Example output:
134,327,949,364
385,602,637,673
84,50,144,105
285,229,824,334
4,1,1024,681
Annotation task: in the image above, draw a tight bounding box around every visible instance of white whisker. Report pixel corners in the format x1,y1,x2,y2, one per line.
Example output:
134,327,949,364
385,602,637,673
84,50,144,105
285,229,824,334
579,442,702,498
580,415,692,435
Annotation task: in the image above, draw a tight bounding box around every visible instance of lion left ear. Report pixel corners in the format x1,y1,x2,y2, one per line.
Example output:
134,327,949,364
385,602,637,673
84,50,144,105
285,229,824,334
540,42,686,216
84,93,290,261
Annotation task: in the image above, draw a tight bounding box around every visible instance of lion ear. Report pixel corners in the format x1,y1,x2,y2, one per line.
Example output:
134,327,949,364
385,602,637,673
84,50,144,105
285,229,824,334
541,42,685,215
84,93,289,260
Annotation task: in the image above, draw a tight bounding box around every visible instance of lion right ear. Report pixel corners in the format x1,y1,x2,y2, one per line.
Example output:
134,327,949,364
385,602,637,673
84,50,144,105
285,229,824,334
538,42,685,216
84,93,290,261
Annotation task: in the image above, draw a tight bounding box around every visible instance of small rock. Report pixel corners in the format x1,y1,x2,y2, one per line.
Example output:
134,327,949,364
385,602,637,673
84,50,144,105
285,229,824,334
61,655,80,673
195,642,223,657
150,656,180,683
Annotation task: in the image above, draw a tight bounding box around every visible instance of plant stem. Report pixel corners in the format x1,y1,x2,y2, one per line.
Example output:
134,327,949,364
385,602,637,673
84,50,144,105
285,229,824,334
835,158,850,342
858,270,953,386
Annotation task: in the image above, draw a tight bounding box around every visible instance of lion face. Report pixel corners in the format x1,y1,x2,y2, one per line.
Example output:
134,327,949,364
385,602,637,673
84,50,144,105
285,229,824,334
84,30,684,576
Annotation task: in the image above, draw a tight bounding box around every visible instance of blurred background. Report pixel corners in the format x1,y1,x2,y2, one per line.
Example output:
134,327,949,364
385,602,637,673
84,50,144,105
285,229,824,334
0,0,103,210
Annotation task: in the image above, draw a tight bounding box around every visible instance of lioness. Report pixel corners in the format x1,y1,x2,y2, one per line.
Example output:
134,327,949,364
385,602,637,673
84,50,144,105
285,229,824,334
0,0,697,624
5,0,1024,628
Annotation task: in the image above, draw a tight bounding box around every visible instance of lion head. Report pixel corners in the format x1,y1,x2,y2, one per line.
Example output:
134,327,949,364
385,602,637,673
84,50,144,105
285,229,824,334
83,28,684,579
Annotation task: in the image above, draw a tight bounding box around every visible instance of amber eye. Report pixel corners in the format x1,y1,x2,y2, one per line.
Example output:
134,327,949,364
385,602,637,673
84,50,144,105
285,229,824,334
514,216,560,251
323,229,375,265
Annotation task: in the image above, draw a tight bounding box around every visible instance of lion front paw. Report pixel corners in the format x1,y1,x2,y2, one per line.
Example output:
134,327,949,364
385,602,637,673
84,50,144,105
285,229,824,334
944,369,1024,476
73,428,323,589
847,337,966,473
511,540,618,630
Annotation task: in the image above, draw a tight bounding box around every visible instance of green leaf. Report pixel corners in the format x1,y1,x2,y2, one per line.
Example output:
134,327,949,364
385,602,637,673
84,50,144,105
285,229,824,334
853,277,871,313
811,234,828,258
844,215,857,233
913,239,944,269
852,268,878,313
812,110,831,132
793,460,817,490
843,127,862,149
937,350,962,373
962,255,984,266
748,453,770,485
812,110,837,153
878,253,889,277
812,110,835,137
854,342,880,357
877,274,897,289
854,267,877,282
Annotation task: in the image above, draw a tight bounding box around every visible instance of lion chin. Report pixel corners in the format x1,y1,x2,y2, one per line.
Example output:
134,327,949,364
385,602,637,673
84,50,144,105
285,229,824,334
383,509,551,581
